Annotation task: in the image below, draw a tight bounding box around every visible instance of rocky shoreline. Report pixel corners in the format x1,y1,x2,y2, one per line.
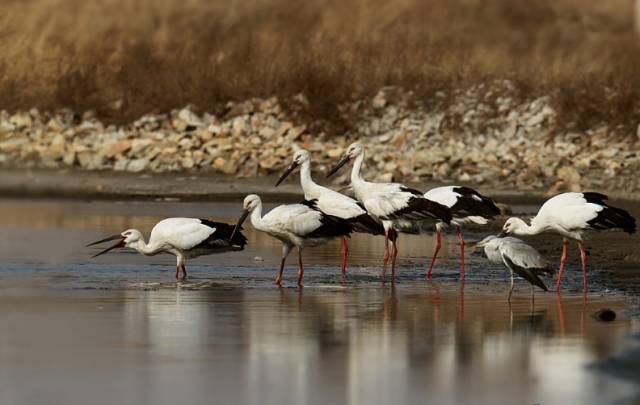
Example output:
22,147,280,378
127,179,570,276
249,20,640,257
1,83,639,195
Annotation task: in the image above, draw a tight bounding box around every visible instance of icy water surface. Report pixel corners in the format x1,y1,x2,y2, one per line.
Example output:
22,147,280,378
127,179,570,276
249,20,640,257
0,198,639,405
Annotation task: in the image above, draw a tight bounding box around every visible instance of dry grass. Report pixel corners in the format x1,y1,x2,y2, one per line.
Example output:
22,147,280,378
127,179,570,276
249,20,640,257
0,0,639,128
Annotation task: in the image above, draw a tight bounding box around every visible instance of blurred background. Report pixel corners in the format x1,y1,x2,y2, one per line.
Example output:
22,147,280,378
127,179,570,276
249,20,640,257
1,0,639,127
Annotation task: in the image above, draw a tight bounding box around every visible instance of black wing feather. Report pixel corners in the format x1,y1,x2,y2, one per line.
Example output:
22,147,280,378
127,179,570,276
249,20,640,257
198,219,248,249
450,186,501,219
386,196,453,224
582,193,637,234
503,255,550,291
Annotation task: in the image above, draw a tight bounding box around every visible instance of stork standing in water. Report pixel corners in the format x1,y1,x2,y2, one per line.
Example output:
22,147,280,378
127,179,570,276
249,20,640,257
87,218,247,279
501,192,636,292
423,186,500,279
327,142,452,277
232,194,352,287
275,149,385,276
476,235,553,301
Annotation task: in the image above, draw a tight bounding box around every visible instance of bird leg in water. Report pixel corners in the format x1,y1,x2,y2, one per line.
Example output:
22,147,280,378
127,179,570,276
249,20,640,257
578,241,587,292
508,268,515,302
175,266,180,279
383,230,390,276
340,236,348,276
457,226,465,280
297,248,305,287
391,239,399,277
555,238,568,292
426,229,442,278
181,264,187,279
275,257,286,287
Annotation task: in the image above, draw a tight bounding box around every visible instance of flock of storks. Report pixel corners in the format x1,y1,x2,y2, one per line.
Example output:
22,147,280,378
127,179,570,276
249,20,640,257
88,142,637,298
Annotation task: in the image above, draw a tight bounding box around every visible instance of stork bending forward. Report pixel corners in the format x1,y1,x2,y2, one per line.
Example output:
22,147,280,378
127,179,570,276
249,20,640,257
87,218,247,279
501,192,636,292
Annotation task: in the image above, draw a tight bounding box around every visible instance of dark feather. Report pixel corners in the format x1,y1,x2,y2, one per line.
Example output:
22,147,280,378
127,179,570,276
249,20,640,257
385,196,453,224
503,255,550,291
450,186,501,219
582,194,637,234
399,186,424,196
198,219,248,249
308,213,353,238
298,199,353,238
348,213,385,235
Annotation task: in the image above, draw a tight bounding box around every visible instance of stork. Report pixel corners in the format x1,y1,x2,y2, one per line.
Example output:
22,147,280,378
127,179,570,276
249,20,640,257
275,149,385,276
500,192,636,292
87,218,247,279
476,235,554,301
231,194,352,287
327,142,452,277
423,186,500,279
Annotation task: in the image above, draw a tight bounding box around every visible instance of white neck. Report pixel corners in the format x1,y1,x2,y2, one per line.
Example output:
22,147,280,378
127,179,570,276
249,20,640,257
351,152,367,189
129,238,161,255
512,219,542,236
299,160,321,199
249,201,266,231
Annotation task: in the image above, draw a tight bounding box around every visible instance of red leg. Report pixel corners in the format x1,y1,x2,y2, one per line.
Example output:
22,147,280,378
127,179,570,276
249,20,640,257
457,227,465,280
555,239,568,292
340,236,348,276
426,229,442,278
175,266,180,279
578,241,587,292
297,249,305,287
391,239,398,277
383,230,390,276
275,257,286,287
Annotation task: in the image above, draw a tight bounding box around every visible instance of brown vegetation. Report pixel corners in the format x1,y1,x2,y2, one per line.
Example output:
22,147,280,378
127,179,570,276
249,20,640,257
0,0,639,129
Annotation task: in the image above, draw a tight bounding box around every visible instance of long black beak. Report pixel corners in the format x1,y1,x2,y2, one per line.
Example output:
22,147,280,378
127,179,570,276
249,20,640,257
275,161,299,187
89,237,126,258
231,210,250,241
326,155,350,178
86,234,123,247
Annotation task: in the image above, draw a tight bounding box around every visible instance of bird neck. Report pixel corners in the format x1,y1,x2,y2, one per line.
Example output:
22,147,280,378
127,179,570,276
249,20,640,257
249,202,265,231
299,160,320,199
129,238,159,255
513,219,540,236
351,152,366,188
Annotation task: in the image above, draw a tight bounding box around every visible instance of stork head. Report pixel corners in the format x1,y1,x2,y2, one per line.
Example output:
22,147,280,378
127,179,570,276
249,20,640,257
122,229,143,246
232,194,262,240
87,228,142,258
326,142,364,178
242,194,262,212
500,217,529,237
275,149,310,187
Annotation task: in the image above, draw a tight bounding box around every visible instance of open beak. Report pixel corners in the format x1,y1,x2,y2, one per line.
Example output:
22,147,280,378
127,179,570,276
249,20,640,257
326,155,350,178
87,235,125,258
231,209,250,241
275,161,299,187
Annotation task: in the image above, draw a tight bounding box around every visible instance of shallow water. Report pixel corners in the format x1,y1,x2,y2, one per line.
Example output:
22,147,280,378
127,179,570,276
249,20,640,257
1,198,639,405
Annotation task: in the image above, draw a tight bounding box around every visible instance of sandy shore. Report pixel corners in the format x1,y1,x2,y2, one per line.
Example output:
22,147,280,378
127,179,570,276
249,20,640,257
4,168,640,202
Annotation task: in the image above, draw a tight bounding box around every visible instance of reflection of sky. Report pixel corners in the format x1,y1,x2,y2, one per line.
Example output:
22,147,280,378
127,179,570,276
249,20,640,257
0,199,639,404
0,286,637,405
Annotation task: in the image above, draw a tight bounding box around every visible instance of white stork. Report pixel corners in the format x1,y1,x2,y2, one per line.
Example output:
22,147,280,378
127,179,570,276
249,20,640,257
476,235,554,301
231,194,352,287
326,142,452,276
87,218,247,279
275,149,385,276
501,192,636,292
423,186,500,279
